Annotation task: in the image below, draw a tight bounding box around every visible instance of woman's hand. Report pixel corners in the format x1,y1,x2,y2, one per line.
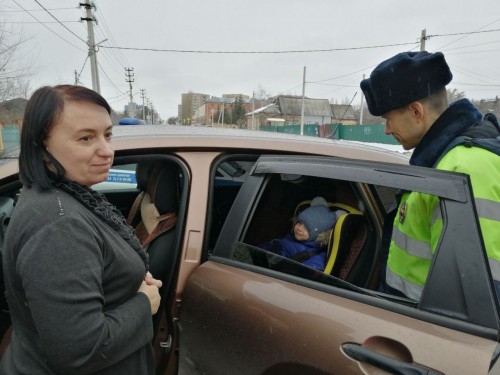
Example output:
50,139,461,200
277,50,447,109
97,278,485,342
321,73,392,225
145,272,163,288
138,280,161,315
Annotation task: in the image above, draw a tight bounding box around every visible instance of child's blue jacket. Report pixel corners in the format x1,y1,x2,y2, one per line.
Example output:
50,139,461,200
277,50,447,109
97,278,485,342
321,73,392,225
259,233,326,270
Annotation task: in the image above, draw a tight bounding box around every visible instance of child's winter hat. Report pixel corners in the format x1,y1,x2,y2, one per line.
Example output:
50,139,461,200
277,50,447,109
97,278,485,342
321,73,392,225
310,196,328,207
360,51,452,116
297,205,337,241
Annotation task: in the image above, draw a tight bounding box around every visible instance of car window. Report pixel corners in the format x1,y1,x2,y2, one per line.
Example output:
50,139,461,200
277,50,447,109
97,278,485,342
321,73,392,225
92,164,138,193
372,185,399,213
207,156,257,251
230,172,387,293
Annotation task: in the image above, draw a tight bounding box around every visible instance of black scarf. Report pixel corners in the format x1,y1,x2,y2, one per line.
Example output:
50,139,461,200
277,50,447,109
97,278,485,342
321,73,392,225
55,179,149,272
410,98,483,167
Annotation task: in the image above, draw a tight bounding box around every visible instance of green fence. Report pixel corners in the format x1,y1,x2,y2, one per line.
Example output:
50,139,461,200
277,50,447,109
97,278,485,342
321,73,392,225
336,124,399,145
261,123,399,145
1,126,21,150
259,124,320,137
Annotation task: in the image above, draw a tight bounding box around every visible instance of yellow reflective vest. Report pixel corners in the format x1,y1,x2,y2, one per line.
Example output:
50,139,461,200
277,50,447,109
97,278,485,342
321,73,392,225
386,145,500,300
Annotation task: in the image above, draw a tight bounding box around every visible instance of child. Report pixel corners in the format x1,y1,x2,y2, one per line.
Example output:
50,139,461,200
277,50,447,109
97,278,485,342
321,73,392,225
259,198,343,270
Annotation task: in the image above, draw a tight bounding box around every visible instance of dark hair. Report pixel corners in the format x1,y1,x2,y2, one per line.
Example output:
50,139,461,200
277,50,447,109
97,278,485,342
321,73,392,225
19,85,111,189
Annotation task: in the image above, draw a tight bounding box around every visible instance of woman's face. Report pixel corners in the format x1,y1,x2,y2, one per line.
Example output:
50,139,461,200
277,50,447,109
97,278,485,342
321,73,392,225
294,221,310,241
44,100,114,187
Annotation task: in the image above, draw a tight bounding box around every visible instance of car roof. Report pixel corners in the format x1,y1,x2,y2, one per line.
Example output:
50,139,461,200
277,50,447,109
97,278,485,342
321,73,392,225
111,125,410,163
0,125,410,179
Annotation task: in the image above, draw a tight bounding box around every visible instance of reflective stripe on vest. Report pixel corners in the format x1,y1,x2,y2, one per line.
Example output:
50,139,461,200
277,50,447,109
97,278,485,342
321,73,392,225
476,198,500,281
391,226,432,260
476,198,500,222
385,266,423,301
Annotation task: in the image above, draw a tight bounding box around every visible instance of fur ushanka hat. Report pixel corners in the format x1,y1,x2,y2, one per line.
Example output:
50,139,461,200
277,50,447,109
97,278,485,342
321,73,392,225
297,205,337,241
360,51,453,116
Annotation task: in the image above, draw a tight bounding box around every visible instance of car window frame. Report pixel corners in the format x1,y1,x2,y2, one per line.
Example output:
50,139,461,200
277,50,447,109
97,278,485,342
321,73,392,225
204,154,260,255
211,154,500,337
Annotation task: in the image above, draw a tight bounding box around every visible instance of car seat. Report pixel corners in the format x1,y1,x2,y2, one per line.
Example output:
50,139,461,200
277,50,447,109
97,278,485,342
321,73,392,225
294,200,373,287
127,160,180,283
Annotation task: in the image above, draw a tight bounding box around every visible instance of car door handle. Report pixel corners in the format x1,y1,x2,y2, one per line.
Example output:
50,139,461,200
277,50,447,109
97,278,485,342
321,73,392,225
342,343,443,375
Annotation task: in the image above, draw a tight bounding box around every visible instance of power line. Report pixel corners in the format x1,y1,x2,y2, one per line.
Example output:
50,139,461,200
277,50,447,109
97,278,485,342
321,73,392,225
2,7,77,12
3,21,81,24
77,56,89,81
97,61,127,95
10,0,86,52
309,65,380,84
94,9,130,68
453,81,500,87
32,0,87,44
443,40,500,52
98,26,500,55
428,28,500,39
308,82,359,88
100,41,419,54
434,21,500,51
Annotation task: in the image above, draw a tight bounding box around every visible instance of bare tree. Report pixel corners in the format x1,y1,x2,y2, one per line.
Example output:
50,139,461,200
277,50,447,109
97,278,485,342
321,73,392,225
447,88,466,104
254,84,271,101
0,8,33,102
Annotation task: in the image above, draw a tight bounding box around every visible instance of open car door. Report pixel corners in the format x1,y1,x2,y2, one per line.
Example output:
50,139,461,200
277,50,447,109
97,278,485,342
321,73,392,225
179,155,500,375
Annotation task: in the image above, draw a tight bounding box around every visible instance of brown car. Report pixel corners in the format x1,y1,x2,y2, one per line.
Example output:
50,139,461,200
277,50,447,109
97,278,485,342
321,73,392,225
0,125,498,375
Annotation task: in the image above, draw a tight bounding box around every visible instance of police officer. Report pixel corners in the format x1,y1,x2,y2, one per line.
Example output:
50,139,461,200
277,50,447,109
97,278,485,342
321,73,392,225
360,51,500,300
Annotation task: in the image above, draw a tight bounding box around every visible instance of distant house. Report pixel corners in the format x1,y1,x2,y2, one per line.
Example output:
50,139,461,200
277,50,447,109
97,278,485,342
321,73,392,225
195,96,264,126
246,96,332,128
0,98,28,128
331,104,358,125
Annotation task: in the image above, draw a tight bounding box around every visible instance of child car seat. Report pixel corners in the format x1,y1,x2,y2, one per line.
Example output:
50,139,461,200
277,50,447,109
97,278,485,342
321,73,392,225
294,200,372,286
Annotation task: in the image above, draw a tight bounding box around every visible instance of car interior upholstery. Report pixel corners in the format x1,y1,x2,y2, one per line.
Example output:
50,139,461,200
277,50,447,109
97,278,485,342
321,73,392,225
242,174,378,288
127,159,181,290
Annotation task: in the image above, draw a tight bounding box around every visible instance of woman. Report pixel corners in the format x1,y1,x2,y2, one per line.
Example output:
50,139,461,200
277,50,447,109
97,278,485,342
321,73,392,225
0,85,162,374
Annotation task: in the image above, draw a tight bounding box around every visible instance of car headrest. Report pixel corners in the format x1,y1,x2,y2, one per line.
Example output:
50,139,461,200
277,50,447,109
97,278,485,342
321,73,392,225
135,161,155,192
135,160,179,214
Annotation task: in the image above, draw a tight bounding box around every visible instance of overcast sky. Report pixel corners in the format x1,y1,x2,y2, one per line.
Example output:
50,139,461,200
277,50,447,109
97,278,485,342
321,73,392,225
3,0,500,119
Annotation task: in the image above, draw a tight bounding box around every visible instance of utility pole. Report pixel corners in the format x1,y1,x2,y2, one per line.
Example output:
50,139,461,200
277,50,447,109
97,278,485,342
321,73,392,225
140,89,146,121
221,101,225,126
359,74,365,125
146,98,151,124
125,68,134,103
420,29,427,51
125,67,135,117
252,91,255,130
300,66,306,135
80,1,100,93
74,70,79,85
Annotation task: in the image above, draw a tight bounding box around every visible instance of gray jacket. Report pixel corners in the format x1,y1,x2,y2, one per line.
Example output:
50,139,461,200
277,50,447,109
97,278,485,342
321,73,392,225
0,186,155,374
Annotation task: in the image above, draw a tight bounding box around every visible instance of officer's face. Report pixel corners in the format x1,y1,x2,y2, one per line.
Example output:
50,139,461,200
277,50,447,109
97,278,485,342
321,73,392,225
383,105,426,150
